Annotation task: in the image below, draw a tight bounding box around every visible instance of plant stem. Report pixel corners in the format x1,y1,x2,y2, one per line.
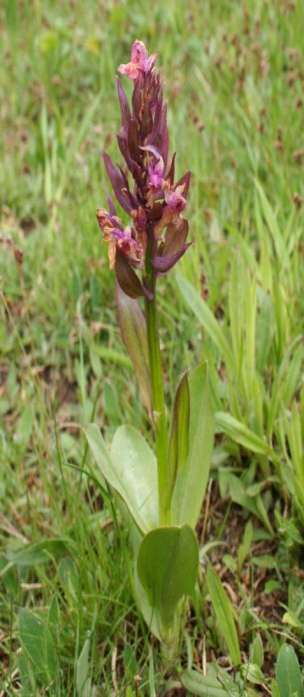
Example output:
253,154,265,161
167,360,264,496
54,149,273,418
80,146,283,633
145,237,170,525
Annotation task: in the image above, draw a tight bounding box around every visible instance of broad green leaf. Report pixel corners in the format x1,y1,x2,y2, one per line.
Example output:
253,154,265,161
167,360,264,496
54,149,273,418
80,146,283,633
181,669,237,696
167,372,190,506
275,644,304,697
215,412,269,455
171,364,214,527
127,520,162,640
116,284,152,415
7,538,72,567
18,609,58,684
206,565,241,667
86,424,158,533
137,525,198,628
176,272,233,369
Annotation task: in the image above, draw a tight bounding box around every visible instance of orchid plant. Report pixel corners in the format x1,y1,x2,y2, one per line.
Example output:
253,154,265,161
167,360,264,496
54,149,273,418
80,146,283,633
86,41,214,653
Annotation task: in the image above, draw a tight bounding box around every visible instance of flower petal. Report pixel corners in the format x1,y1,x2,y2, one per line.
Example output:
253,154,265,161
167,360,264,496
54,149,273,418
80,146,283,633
103,152,133,212
175,171,191,199
116,79,131,130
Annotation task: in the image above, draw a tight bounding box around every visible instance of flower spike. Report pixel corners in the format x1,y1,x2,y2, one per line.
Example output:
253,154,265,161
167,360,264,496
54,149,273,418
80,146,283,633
97,40,191,296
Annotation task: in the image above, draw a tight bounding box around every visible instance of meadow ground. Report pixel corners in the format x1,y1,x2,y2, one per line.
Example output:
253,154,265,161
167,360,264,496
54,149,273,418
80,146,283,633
1,0,304,695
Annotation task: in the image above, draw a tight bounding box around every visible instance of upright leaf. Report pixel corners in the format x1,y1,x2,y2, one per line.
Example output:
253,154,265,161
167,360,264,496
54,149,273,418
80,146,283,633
116,284,152,415
137,525,198,629
275,644,304,697
206,565,241,667
86,424,158,533
167,372,190,507
171,364,214,527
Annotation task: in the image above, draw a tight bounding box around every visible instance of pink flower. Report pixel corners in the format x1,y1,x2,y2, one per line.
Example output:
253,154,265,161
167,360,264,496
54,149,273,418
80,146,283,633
118,40,156,81
164,185,187,214
140,145,165,193
154,185,187,236
148,159,165,189
96,208,143,269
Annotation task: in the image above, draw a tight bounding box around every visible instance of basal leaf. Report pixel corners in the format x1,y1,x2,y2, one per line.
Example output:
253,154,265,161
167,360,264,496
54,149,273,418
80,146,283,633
132,560,162,641
86,423,158,533
137,525,198,629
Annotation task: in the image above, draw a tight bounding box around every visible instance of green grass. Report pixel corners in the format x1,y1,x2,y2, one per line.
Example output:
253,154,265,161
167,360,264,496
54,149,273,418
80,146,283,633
1,0,304,694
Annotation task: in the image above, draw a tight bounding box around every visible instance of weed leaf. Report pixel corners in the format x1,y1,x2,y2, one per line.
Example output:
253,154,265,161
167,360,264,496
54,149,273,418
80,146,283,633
206,565,241,667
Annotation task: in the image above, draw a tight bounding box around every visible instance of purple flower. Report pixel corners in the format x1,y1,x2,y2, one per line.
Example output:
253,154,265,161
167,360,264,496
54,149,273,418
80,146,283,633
97,40,192,296
96,208,143,270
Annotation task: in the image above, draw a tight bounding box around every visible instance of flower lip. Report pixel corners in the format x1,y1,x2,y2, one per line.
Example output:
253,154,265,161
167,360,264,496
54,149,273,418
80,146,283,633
165,185,187,213
140,145,165,190
118,40,156,81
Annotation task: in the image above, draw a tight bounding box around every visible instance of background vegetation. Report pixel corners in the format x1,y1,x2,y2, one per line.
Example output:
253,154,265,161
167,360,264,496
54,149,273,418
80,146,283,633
1,0,304,694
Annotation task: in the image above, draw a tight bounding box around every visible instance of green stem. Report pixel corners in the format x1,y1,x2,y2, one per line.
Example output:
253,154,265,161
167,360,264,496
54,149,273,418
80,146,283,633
145,236,170,525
